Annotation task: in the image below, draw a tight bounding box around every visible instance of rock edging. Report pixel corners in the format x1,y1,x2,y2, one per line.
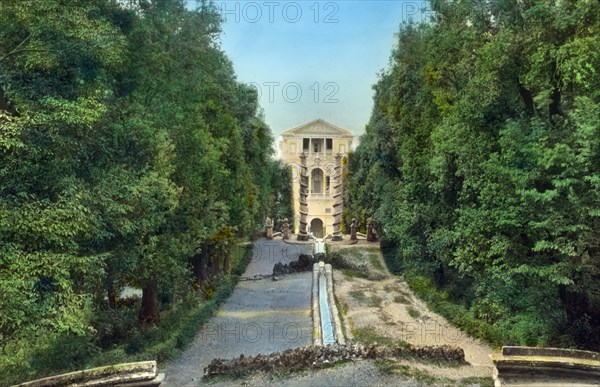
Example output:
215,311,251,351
204,343,466,378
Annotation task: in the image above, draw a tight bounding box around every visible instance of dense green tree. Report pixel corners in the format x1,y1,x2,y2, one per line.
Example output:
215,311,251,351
0,0,289,380
0,0,130,345
347,0,600,349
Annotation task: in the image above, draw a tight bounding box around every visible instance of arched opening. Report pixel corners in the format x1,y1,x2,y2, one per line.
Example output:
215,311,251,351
310,218,324,238
311,168,323,193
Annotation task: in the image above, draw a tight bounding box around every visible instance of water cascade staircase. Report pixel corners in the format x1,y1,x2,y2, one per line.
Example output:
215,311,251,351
312,261,345,346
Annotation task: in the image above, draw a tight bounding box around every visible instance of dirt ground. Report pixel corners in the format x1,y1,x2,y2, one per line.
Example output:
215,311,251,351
332,242,495,381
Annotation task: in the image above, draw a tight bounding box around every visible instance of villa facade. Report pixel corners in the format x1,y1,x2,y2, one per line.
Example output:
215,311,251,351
279,119,354,238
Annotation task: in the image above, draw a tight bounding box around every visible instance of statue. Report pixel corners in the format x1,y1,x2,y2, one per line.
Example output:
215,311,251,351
367,217,376,242
282,218,290,240
350,218,357,241
265,217,273,240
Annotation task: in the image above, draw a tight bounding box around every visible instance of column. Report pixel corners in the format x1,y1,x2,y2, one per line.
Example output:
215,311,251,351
297,153,309,241
332,153,343,241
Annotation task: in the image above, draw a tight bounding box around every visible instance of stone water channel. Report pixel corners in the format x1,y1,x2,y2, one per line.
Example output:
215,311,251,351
313,258,344,347
311,237,341,346
318,266,336,345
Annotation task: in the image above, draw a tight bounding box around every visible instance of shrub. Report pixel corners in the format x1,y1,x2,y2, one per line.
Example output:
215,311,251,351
406,306,421,318
29,334,100,377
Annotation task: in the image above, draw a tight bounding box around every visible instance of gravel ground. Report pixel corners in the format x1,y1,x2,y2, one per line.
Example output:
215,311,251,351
162,239,313,387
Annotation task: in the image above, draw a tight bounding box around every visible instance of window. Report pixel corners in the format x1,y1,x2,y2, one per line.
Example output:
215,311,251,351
326,176,330,192
312,138,323,153
303,138,310,151
311,168,323,193
326,138,333,150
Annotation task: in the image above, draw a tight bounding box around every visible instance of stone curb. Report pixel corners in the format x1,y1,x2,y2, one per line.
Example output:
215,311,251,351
15,361,164,387
283,237,315,245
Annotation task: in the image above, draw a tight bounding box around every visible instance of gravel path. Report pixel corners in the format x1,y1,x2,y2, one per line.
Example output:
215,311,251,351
162,239,313,387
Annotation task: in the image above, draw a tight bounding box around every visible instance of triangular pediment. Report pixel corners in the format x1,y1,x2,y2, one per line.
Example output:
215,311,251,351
281,119,353,137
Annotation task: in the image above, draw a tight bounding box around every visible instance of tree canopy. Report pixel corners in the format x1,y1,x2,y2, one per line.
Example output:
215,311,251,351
346,0,600,349
0,0,292,382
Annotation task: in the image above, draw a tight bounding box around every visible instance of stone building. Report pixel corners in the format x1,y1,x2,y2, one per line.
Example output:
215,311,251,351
279,119,353,239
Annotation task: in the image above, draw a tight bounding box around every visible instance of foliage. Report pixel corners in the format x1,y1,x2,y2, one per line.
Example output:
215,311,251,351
0,0,287,382
346,0,600,350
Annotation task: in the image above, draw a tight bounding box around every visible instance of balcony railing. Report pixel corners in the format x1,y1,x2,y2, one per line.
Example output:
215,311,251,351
308,192,332,199
301,151,334,159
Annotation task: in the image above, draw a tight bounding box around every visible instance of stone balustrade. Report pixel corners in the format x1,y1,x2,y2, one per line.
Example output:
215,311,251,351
490,346,600,386
16,361,164,387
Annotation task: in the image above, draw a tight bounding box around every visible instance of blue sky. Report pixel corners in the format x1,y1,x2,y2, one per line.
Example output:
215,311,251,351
206,1,432,138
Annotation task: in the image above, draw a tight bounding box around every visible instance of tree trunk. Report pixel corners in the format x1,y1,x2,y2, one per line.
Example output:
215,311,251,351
549,88,561,116
191,247,209,290
105,266,117,309
224,252,231,275
139,281,159,326
518,83,534,115
107,280,117,310
211,253,220,276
